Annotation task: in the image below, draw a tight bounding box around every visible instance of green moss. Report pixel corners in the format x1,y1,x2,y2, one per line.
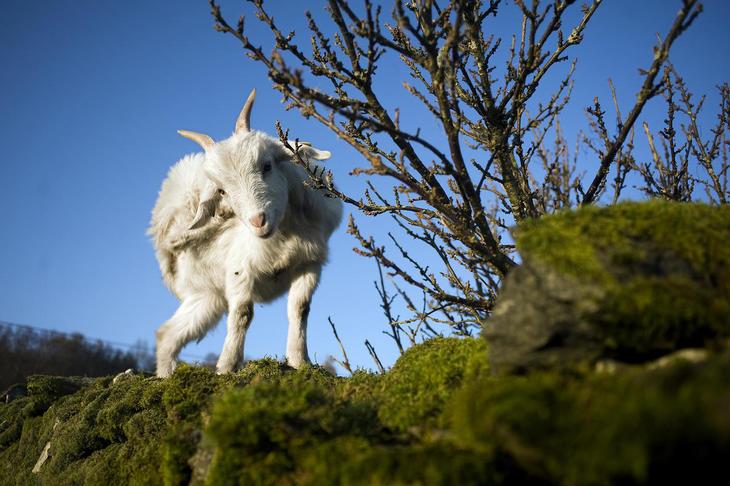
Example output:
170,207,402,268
1,329,726,485
0,398,29,449
24,375,90,416
235,357,290,384
204,370,383,485
162,362,338,484
0,364,254,485
39,376,167,485
378,337,488,431
334,441,509,486
516,201,729,281
450,351,730,485
0,359,347,484
336,369,383,404
200,347,513,486
512,201,730,361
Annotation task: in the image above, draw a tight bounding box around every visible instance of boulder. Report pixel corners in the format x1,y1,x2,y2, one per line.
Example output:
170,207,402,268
485,201,730,374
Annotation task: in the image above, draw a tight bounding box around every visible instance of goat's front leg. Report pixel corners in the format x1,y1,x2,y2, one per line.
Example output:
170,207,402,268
286,265,321,368
217,268,254,374
216,300,253,373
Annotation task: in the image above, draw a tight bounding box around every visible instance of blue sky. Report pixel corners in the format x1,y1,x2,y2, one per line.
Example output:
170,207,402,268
1,0,728,372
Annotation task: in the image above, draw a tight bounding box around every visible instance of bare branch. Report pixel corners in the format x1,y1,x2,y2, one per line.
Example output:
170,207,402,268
327,317,353,375
582,0,702,204
365,339,385,373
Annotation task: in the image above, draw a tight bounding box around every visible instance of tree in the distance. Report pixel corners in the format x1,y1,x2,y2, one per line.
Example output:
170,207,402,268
0,324,140,391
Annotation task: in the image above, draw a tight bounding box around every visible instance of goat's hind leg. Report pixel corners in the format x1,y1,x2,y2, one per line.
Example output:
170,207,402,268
156,293,225,378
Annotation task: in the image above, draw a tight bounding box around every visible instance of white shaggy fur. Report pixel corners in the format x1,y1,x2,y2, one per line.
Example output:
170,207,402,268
148,90,342,378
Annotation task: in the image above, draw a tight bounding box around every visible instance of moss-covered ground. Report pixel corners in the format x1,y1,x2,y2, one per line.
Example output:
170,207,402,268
1,201,728,485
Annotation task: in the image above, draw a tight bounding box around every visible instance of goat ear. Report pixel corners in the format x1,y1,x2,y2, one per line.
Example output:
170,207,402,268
294,144,331,161
189,181,221,230
178,130,215,151
304,146,331,160
235,89,256,134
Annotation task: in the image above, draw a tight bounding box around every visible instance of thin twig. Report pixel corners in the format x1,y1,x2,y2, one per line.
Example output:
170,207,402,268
327,317,353,375
365,339,385,373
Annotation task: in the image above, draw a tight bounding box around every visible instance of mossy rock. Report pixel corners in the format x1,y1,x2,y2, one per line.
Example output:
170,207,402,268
203,368,382,485
0,364,390,485
333,441,521,486
202,351,496,486
336,369,383,403
25,375,91,415
377,337,488,431
2,346,728,484
449,350,730,485
0,361,314,485
485,201,730,373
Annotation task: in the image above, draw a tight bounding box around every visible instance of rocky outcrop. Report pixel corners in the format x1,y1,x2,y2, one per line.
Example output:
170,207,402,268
486,201,730,374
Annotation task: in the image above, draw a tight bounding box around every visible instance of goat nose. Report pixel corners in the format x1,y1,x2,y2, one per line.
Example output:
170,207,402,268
249,212,266,228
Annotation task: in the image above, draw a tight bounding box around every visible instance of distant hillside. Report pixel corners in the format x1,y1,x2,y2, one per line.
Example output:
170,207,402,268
0,323,145,391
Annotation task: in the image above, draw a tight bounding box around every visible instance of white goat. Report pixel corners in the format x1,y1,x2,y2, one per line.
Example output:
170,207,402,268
149,89,342,378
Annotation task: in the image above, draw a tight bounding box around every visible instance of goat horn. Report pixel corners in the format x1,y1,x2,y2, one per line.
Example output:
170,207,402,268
178,130,215,150
235,89,257,134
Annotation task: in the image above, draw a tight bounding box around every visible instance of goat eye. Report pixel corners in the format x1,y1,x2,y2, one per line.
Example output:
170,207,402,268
218,189,226,196
262,162,272,174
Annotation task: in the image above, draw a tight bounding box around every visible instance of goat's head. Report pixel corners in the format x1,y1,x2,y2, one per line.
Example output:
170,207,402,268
178,89,331,238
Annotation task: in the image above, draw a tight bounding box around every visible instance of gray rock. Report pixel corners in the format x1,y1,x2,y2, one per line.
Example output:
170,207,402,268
484,260,607,374
112,368,135,384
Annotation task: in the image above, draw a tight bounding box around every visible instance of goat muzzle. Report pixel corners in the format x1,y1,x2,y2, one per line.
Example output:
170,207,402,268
249,213,266,229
